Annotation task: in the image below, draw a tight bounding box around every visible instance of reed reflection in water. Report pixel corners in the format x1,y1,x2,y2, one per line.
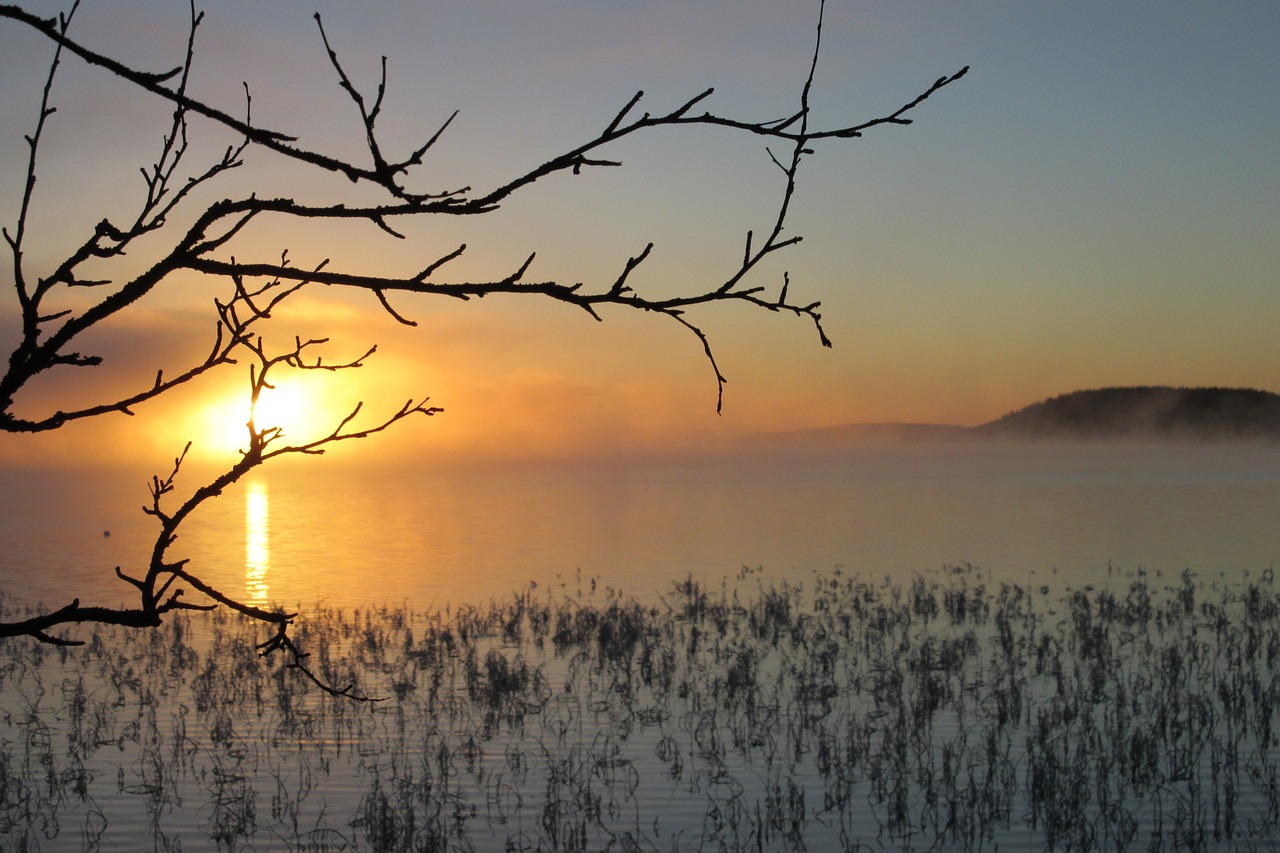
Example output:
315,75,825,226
2,565,1279,851
244,479,269,607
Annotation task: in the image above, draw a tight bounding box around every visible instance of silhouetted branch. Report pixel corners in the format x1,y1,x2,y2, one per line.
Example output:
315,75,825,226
2,330,429,698
1,0,963,429
0,0,963,696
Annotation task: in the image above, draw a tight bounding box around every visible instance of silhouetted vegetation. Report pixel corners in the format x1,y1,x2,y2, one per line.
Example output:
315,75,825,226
750,386,1280,452
0,1,964,670
978,386,1280,441
2,565,1278,850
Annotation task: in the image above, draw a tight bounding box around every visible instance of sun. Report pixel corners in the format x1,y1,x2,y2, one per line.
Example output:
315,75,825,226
249,381,312,437
191,376,341,459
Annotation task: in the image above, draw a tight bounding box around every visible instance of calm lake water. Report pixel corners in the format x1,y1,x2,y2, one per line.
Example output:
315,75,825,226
2,440,1279,614
4,440,1280,851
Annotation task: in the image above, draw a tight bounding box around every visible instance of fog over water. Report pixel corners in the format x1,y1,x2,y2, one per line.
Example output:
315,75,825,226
3,440,1279,616
4,440,1280,850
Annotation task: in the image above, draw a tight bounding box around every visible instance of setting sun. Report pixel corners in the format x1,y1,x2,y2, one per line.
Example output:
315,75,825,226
191,375,351,459
250,381,313,437
4,0,1280,848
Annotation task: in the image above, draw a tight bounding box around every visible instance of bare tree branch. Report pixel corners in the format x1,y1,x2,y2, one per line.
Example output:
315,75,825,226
3,330,437,699
0,0,965,694
1,0,963,428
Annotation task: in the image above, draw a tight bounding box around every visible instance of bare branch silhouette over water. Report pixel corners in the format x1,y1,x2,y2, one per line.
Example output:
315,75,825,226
0,1,965,688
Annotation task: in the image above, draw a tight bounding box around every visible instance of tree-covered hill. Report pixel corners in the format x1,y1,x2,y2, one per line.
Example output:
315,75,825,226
975,386,1280,440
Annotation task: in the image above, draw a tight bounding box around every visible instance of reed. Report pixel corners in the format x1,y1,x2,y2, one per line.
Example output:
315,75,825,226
1,567,1278,850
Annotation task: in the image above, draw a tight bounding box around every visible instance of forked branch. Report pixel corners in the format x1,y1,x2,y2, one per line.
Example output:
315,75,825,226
0,0,965,695
1,332,438,700
0,0,964,428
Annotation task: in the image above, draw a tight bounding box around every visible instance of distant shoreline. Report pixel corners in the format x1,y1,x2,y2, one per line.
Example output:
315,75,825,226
747,386,1280,450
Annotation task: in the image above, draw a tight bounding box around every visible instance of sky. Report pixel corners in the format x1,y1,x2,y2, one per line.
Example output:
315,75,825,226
1,0,1278,466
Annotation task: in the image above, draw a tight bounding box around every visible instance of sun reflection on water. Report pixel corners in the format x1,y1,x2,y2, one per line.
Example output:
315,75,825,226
245,480,269,606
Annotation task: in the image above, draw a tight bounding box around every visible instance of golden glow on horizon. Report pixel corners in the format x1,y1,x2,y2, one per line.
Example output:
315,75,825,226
2,2,1278,473
192,391,250,459
249,381,320,442
190,376,349,460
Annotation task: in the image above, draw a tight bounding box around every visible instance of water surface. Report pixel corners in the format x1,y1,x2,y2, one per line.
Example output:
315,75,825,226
3,441,1280,850
2,441,1279,614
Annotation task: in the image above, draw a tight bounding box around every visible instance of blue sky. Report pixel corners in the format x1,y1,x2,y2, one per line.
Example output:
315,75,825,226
1,0,1278,461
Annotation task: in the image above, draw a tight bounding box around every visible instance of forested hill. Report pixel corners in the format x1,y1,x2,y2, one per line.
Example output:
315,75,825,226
975,387,1280,440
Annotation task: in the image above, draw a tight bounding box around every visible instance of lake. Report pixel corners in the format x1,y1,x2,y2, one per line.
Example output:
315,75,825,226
2,439,1280,851
3,440,1279,613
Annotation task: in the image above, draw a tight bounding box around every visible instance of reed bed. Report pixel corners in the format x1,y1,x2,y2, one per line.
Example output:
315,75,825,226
1,564,1278,851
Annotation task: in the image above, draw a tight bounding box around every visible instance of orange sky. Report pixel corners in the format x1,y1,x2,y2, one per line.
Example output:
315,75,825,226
3,1,1279,470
